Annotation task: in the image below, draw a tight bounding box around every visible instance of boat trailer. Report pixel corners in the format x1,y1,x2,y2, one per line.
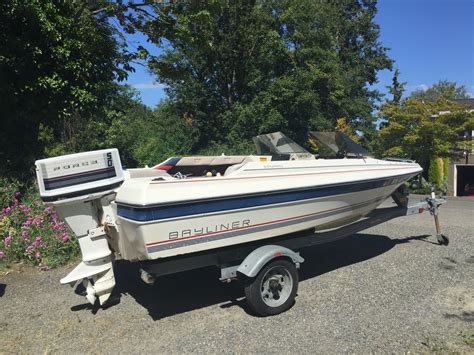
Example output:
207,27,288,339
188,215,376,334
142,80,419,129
137,193,448,316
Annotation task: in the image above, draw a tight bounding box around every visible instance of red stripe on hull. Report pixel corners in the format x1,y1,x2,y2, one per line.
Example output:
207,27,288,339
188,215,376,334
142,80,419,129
144,198,376,247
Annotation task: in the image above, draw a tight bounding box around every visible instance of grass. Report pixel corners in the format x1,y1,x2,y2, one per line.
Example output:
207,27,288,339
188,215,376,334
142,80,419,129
421,336,452,353
460,332,474,348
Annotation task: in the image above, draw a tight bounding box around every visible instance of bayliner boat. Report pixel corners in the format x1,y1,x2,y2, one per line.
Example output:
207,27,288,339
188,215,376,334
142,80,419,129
35,132,432,315
115,132,421,260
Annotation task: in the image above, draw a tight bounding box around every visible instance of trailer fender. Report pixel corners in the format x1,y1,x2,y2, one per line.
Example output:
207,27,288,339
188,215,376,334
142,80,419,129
237,245,304,278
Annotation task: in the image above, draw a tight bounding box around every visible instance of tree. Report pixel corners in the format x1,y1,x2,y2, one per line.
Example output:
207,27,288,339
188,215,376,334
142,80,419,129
39,85,155,167
378,97,474,170
0,0,131,178
131,102,198,166
127,0,392,152
410,80,469,102
335,118,361,143
386,68,406,104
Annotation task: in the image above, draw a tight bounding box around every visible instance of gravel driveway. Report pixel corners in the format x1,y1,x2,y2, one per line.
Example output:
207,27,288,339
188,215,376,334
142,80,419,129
1,196,473,353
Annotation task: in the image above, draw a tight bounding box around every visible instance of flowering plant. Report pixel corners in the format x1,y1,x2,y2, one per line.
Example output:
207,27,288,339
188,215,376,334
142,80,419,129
0,178,79,269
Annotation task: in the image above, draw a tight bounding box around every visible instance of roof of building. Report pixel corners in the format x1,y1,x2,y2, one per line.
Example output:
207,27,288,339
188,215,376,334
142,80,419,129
454,98,474,108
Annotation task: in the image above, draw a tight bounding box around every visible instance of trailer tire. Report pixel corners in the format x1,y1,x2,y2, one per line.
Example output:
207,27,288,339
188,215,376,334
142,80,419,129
244,259,298,316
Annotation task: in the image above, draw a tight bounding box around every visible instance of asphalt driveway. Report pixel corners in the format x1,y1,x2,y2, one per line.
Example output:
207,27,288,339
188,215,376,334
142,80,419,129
1,196,473,353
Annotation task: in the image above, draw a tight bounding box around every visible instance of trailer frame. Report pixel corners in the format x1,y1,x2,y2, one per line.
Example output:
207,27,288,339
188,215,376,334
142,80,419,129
138,195,447,316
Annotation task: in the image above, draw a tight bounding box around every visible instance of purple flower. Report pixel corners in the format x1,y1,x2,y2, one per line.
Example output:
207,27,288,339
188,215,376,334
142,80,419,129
32,217,42,225
3,235,12,247
21,230,29,241
62,233,69,242
33,236,41,246
52,222,62,231
0,251,4,258
15,191,21,197
20,204,31,215
35,252,41,259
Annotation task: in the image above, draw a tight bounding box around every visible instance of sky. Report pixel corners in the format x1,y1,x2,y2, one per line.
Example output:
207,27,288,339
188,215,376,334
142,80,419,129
125,0,474,108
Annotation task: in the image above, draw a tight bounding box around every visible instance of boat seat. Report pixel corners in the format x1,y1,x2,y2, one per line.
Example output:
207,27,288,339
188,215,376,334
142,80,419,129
175,156,215,166
127,168,170,179
224,163,245,176
166,155,269,177
168,156,249,176
210,156,247,166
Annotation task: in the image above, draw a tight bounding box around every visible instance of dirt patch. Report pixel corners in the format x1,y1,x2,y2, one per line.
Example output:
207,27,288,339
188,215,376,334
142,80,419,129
438,287,474,322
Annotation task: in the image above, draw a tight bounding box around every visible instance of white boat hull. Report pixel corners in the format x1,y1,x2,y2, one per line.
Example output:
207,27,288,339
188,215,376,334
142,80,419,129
116,169,416,260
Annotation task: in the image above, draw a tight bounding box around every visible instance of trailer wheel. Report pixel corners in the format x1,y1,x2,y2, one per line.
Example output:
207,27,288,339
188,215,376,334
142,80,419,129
244,259,298,316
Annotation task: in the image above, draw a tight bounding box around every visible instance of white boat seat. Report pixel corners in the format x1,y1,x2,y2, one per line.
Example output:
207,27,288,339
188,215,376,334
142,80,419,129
162,155,270,177
127,168,170,179
224,163,245,175
168,156,248,176
175,156,215,166
210,156,247,165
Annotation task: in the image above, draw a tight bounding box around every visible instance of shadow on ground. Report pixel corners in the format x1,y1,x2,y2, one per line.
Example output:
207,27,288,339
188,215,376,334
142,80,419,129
72,233,432,320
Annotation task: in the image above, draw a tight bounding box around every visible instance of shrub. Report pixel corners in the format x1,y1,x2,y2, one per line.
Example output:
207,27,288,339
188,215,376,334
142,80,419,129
428,157,444,191
408,175,433,194
442,157,449,182
0,178,79,269
0,176,21,209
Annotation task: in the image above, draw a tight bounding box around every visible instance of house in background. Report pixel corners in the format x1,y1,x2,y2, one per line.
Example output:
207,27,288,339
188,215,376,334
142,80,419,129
447,98,474,196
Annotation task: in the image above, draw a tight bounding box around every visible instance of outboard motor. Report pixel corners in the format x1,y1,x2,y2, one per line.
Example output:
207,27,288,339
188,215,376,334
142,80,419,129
35,149,124,305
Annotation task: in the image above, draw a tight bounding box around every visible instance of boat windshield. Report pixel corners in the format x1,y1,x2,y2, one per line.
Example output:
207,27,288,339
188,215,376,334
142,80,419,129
253,132,309,159
309,131,371,158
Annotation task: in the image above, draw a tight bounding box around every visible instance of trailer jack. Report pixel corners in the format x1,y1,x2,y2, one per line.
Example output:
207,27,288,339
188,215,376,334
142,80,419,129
426,192,449,246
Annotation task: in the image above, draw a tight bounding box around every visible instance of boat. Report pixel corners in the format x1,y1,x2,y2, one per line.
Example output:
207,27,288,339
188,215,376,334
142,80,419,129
113,132,421,261
35,131,424,313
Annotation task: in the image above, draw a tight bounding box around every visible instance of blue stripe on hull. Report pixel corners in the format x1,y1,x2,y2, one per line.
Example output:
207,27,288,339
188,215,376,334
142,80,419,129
117,173,414,222
145,197,383,254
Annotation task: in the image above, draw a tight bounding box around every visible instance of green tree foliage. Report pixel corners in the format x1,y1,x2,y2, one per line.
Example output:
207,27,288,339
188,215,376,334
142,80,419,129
379,97,474,170
0,0,397,176
39,85,154,166
101,89,156,167
410,80,469,102
0,0,131,178
112,101,197,167
128,0,391,152
70,88,196,167
386,68,406,104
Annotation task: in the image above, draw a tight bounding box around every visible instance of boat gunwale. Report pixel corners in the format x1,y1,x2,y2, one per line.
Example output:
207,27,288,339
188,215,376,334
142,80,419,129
147,165,419,186
116,170,419,210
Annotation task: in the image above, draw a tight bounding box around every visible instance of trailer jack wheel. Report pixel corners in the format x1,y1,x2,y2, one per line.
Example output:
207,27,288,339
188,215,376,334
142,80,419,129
437,234,449,246
244,259,298,316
